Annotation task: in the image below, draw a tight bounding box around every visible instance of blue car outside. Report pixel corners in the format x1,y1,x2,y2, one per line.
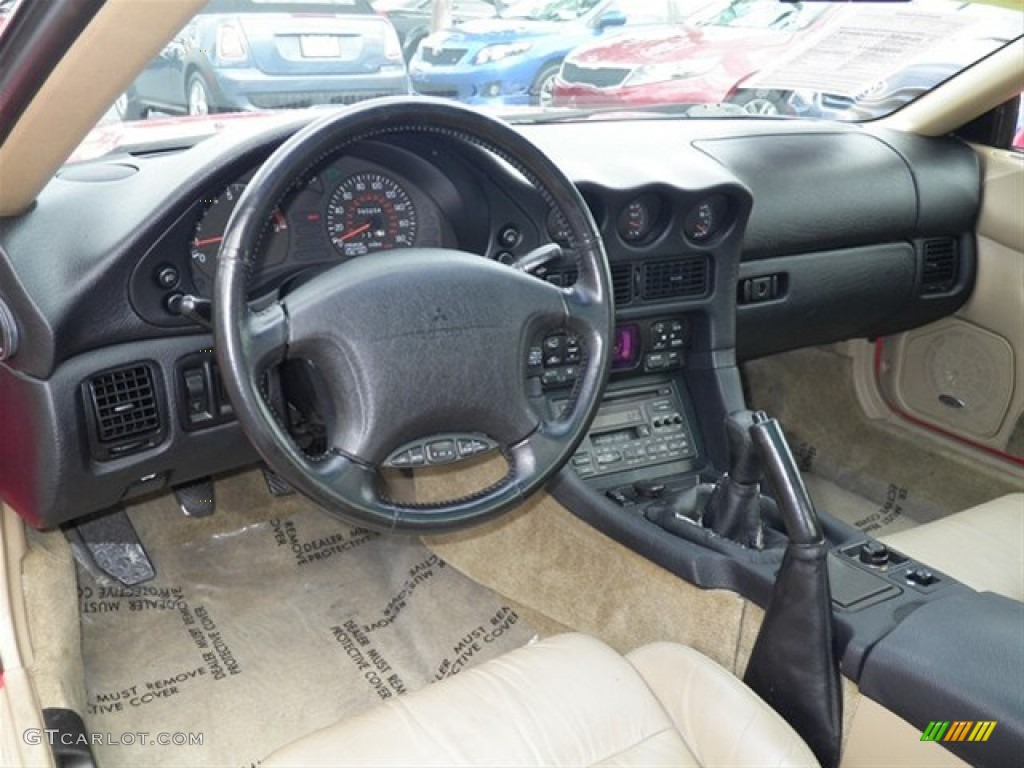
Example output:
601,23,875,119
121,0,410,119
409,0,686,106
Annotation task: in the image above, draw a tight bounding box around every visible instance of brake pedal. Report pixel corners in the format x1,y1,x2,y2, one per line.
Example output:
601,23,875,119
261,465,294,497
65,508,155,586
174,477,215,517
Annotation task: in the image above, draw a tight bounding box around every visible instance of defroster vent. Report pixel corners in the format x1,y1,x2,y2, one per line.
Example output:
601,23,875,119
920,238,958,294
642,257,708,301
84,363,165,460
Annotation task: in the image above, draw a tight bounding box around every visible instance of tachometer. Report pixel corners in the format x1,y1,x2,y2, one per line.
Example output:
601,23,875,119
190,181,289,295
326,172,418,256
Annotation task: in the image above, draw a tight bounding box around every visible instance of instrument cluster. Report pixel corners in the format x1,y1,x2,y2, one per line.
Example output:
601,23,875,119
188,156,445,299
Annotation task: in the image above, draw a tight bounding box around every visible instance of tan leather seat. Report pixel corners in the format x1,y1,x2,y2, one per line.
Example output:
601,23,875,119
880,493,1024,601
264,633,817,767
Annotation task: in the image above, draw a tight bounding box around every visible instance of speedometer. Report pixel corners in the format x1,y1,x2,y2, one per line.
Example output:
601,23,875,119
326,172,418,257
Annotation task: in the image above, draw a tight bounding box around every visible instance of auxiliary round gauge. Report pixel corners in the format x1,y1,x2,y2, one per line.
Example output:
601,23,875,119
617,195,661,244
682,194,729,244
326,172,418,257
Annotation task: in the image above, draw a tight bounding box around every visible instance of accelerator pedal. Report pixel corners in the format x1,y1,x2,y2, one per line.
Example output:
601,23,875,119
261,464,295,497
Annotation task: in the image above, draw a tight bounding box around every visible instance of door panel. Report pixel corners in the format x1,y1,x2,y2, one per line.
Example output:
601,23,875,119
876,144,1024,465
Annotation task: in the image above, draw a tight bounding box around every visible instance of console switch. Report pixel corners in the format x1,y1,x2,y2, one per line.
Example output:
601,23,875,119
858,540,891,567
905,567,939,587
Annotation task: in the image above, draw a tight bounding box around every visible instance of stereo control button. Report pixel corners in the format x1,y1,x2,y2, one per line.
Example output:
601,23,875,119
389,450,414,467
457,438,490,457
527,346,543,368
544,334,565,351
426,440,457,464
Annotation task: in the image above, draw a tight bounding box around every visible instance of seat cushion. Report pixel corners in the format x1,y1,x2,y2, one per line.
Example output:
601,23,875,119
262,633,817,767
880,493,1023,601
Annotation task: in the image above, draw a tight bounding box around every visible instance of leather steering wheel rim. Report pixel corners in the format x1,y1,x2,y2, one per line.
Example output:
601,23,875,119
214,97,614,533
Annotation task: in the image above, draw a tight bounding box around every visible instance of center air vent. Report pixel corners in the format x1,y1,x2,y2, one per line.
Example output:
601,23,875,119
611,263,633,306
84,363,165,460
920,238,958,295
642,257,708,301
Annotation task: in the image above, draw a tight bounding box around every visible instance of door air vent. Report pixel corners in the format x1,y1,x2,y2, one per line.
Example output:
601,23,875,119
84,363,165,460
920,238,958,294
611,263,633,306
642,257,708,301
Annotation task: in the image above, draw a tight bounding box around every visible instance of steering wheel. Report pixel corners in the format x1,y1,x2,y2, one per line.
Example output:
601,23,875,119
214,98,613,533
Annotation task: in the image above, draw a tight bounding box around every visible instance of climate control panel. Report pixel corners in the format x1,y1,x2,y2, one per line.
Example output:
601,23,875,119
528,316,691,390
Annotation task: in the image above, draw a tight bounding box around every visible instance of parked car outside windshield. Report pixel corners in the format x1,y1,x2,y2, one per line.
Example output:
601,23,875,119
118,0,410,119
407,0,702,107
373,0,502,61
552,0,835,114
552,0,1024,117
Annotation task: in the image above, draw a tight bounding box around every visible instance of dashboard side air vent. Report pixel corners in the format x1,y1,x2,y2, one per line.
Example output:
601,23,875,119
611,263,633,306
83,363,165,460
642,257,708,301
920,238,958,295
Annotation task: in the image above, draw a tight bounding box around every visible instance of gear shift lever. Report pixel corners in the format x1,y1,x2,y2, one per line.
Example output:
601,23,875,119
703,410,765,548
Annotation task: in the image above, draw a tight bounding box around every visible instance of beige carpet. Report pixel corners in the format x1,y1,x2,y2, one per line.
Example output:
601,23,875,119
743,346,1024,535
77,470,536,767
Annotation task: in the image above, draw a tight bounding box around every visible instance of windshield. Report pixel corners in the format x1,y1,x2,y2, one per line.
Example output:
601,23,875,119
65,0,1023,162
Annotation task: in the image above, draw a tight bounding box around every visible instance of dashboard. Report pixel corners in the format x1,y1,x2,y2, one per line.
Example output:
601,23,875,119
0,112,981,528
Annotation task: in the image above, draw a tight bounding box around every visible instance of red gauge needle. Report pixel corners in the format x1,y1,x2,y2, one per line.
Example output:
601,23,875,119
336,222,371,243
194,236,224,248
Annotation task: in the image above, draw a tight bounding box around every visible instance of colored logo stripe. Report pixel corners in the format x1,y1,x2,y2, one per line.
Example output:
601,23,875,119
921,721,950,742
968,722,997,742
921,720,997,742
946,721,972,741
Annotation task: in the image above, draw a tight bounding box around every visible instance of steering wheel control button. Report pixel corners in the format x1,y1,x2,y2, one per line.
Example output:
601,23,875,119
543,334,565,352
426,440,458,464
527,346,544,369
536,333,584,389
456,437,491,457
389,450,414,468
